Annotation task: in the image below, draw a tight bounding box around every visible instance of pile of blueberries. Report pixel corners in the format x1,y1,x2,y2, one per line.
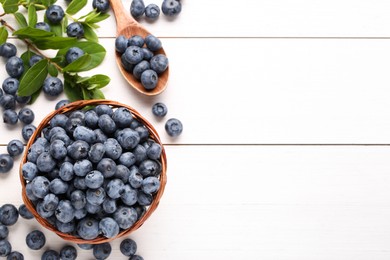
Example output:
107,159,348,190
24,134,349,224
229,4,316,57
21,104,163,243
116,34,169,90
131,0,182,20
0,202,143,259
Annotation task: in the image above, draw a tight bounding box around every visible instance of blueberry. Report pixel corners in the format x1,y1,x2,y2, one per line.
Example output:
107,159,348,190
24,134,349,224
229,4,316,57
37,152,56,172
129,169,143,189
42,194,59,212
49,139,66,160
35,22,51,32
130,255,144,260
121,185,138,206
29,55,43,67
65,117,84,134
150,54,169,74
74,208,87,220
165,118,183,137
95,105,113,116
48,126,66,139
147,142,162,160
65,47,85,64
121,54,135,72
124,46,144,64
152,102,167,117
67,140,90,160
162,0,182,16
119,152,136,168
135,126,149,142
66,22,84,38
0,88,3,98
137,190,153,206
49,178,69,195
18,107,35,124
6,251,23,260
50,114,68,128
19,204,34,219
73,159,93,177
120,238,137,257
0,224,7,240
0,43,17,58
99,217,119,238
106,179,125,199
15,94,31,104
5,56,24,78
145,4,160,20
128,35,144,48
133,145,147,164
93,0,110,13
77,243,93,250
45,5,65,24
142,48,154,60
0,204,18,226
27,143,46,163
60,245,77,260
43,77,63,97
102,198,117,214
73,177,87,190
41,250,59,260
73,126,96,144
142,176,160,194
117,128,140,149
0,240,11,257
84,110,98,129
88,143,105,163
26,183,39,201
36,201,54,218
21,124,36,141
2,77,19,95
0,95,15,110
77,217,99,240
26,230,46,250
140,69,158,90
145,35,162,52
130,0,145,18
3,110,18,125
112,107,133,128
85,170,104,189
114,207,138,229
69,110,85,120
115,165,131,183
93,242,112,260
55,200,74,223
85,202,102,214
0,154,13,173
98,114,116,134
6,140,23,159
56,219,75,233
115,35,129,54
55,99,70,110
104,138,122,160
133,60,150,80
34,137,49,148
70,190,86,210
86,187,106,206
96,158,117,178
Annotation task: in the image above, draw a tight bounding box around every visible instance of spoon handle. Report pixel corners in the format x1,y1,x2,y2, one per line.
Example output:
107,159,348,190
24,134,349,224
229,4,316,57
109,0,138,32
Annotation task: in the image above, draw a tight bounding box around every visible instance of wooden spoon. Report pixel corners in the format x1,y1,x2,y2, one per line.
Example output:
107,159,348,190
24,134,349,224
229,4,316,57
109,0,169,96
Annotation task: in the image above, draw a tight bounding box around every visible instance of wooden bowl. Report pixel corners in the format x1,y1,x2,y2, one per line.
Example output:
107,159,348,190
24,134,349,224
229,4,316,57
19,99,167,244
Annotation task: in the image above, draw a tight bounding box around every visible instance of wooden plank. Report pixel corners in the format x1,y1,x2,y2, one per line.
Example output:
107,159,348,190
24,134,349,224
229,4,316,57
1,146,390,259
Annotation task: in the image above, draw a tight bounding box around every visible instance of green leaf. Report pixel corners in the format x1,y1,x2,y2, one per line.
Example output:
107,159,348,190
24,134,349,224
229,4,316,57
50,23,62,37
84,11,100,23
18,59,48,96
86,13,110,24
33,36,77,50
66,0,87,15
14,13,28,28
3,0,18,13
64,80,83,101
78,74,110,89
62,16,68,33
63,54,92,72
48,63,59,77
28,5,37,27
0,27,8,45
20,50,37,69
82,23,98,42
41,0,57,7
13,27,54,39
29,87,42,104
91,89,105,99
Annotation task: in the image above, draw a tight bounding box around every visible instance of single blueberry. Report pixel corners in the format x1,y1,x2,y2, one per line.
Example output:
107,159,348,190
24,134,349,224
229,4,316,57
145,35,162,52
140,69,158,90
121,185,138,206
36,152,56,172
0,240,11,257
18,107,35,124
67,140,90,160
86,187,106,206
115,35,129,54
27,143,46,163
42,193,59,212
55,99,70,110
5,56,24,78
99,217,119,238
124,46,144,65
0,43,17,58
55,200,74,224
26,230,46,250
70,190,86,210
142,47,154,61
65,47,85,64
95,105,113,116
93,242,112,260
50,139,67,160
49,178,69,195
150,54,169,74
93,0,110,13
98,114,116,135
0,94,15,110
120,238,137,257
29,55,43,67
133,60,150,80
65,117,85,135
77,217,99,240
48,126,66,140
0,204,18,226
0,224,7,239
74,208,87,220
85,170,104,189
7,140,24,157
3,110,18,125
85,202,102,214
117,128,140,149
69,110,85,120
137,190,153,206
104,138,122,160
43,77,63,97
18,204,34,219
21,124,36,141
129,168,143,189
106,179,125,199
31,176,50,198
50,114,68,128
112,107,133,128
45,5,65,24
7,251,23,260
85,109,99,128
41,250,60,260
88,143,105,163
35,22,51,32
142,176,160,194
152,102,167,117
162,0,182,16
25,183,38,201
165,118,183,137
135,126,149,142
115,165,131,183
96,158,117,178
73,177,87,190
121,54,135,72
73,126,96,144
102,198,117,214
128,35,144,47
60,245,77,260
147,142,162,160
73,159,93,177
56,219,75,233
36,201,54,218
66,22,84,38
15,94,31,104
2,77,19,95
133,145,147,164
145,4,160,20
130,0,145,18
114,207,138,229
119,152,136,168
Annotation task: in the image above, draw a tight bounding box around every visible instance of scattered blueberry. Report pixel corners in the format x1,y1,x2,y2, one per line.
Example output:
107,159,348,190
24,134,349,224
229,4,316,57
0,224,8,239
18,107,35,124
0,154,13,173
93,242,112,260
35,22,51,32
43,77,63,97
65,47,85,64
60,245,77,260
41,250,59,260
0,240,11,257
0,94,15,110
165,118,183,137
120,238,137,257
93,0,110,13
19,204,34,219
7,140,24,157
5,56,24,78
130,0,145,18
6,251,23,260
66,22,84,38
46,5,65,24
162,0,182,16
130,255,144,260
3,110,18,125
26,230,46,250
21,124,36,141
145,4,160,20
0,43,17,58
152,102,167,117
2,77,19,95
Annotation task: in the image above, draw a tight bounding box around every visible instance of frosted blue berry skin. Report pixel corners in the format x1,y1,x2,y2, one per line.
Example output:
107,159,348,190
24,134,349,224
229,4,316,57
42,193,59,212
165,118,183,137
31,176,50,198
35,22,50,31
133,60,150,80
93,242,112,260
94,105,113,116
37,152,56,172
29,55,43,67
88,143,105,163
22,124,36,141
99,217,119,238
18,107,35,124
26,230,46,250
7,251,24,260
66,47,84,64
121,185,138,206
70,190,86,210
0,224,8,239
162,0,182,17
104,138,122,160
50,139,67,161
106,179,125,199
152,102,167,117
98,114,116,135
112,107,133,128
120,238,137,257
60,245,77,260
51,114,68,128
3,110,18,125
85,170,104,189
137,190,153,206
0,94,15,110
2,77,19,95
97,158,117,178
124,46,144,65
73,126,96,144
18,204,34,219
93,0,110,13
114,207,138,229
66,22,84,38
6,56,24,78
117,128,140,150
150,54,169,74
43,77,63,97
46,5,65,24
7,140,24,157
130,0,145,18
115,165,131,183
55,99,70,110
67,140,90,160
42,250,59,260
119,152,136,168
0,43,17,58
102,198,117,214
37,201,54,218
55,200,74,224
145,35,162,52
140,69,158,90
77,217,99,240
0,204,19,226
129,168,143,189
115,35,128,54
50,178,69,195
0,154,14,173
145,4,160,20
15,94,31,104
86,187,106,206
77,243,93,250
130,255,144,260
147,142,162,160
128,35,144,47
73,159,93,177
0,240,11,257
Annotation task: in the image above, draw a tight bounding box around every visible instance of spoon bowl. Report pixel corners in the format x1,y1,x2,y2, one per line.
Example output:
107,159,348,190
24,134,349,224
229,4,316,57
109,0,169,96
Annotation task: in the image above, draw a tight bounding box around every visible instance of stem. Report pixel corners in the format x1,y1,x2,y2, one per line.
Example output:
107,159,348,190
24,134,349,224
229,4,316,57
66,13,78,22
0,19,63,72
0,13,5,18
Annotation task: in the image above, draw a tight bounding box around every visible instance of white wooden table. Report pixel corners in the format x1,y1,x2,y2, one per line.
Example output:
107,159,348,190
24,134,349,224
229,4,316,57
1,0,390,259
